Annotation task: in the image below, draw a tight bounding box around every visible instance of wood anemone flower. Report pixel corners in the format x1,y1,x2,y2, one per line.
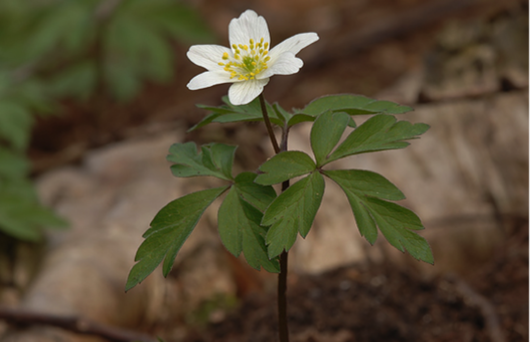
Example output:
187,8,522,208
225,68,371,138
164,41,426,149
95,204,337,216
186,9,319,105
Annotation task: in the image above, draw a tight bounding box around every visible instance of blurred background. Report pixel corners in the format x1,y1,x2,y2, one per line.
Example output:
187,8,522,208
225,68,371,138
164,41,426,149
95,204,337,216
0,0,527,341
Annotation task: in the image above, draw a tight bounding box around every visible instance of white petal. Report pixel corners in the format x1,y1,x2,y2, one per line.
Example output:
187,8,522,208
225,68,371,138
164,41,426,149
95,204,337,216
187,71,233,90
229,10,270,47
258,52,303,78
228,78,270,105
187,45,231,71
268,32,319,60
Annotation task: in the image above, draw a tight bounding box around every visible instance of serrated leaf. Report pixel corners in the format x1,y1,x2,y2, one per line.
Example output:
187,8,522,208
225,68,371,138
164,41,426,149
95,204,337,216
325,170,432,264
255,151,316,185
298,94,413,117
126,186,227,291
311,111,350,166
218,187,280,272
167,142,236,180
367,197,433,264
262,172,325,258
189,96,282,131
233,172,276,212
326,114,429,164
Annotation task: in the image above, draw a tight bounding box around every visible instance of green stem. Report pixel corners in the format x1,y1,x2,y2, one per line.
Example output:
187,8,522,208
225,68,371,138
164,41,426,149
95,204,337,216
259,94,280,154
258,93,290,342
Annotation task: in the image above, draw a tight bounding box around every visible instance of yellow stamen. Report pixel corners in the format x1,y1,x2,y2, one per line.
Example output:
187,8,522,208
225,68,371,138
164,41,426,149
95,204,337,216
219,37,271,81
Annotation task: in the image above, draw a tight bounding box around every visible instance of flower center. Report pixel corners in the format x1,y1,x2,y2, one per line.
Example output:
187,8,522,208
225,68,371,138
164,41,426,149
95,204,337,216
218,38,271,81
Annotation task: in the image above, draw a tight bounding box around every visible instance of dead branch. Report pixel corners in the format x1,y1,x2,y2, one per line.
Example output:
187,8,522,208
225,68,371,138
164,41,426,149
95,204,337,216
312,0,523,65
0,306,157,342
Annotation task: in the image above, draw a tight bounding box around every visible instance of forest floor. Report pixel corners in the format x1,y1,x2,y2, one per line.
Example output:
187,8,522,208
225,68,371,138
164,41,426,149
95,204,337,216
182,221,527,342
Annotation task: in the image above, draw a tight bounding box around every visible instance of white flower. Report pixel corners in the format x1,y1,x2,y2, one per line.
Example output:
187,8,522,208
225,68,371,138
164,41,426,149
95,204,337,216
186,10,319,105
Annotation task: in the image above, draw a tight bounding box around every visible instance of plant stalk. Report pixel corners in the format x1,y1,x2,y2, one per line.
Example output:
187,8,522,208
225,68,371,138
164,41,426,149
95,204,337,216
259,93,290,342
259,94,280,154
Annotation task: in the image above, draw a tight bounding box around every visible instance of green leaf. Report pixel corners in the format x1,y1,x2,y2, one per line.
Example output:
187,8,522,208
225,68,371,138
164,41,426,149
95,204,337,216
367,197,433,264
327,114,429,164
167,142,236,181
262,172,325,258
298,94,413,117
0,179,68,241
255,151,316,185
125,186,227,291
310,111,350,167
287,113,315,127
324,170,432,263
189,96,282,131
272,103,291,122
233,172,277,212
0,101,33,150
126,0,214,43
287,113,356,128
48,60,96,100
218,186,280,272
0,147,29,179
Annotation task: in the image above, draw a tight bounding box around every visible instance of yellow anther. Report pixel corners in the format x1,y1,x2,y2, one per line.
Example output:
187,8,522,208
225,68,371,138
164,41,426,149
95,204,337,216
219,37,271,82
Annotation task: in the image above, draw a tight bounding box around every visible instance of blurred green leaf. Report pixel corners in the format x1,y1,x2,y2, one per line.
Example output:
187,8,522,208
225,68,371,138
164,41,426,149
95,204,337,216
123,0,214,43
0,179,68,241
0,101,33,150
0,147,29,179
48,60,96,100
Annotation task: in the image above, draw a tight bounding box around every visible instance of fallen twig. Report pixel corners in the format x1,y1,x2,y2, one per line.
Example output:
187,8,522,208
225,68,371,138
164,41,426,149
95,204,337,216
0,306,157,342
447,275,506,342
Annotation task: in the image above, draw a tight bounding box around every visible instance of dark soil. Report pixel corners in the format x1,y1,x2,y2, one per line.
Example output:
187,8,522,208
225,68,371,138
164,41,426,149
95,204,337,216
183,223,528,342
